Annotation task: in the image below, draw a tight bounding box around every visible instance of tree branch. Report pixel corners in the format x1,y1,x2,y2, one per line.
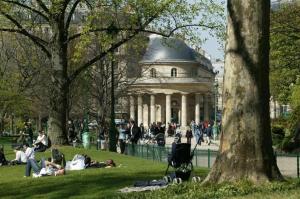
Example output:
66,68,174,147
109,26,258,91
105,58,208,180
2,0,49,22
0,12,51,58
68,0,177,83
68,32,138,84
65,0,81,30
36,0,49,14
68,22,220,43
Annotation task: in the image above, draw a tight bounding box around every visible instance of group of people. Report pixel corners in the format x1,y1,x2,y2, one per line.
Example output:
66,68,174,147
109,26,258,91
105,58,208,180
0,142,65,177
186,120,220,145
116,120,143,154
67,119,90,144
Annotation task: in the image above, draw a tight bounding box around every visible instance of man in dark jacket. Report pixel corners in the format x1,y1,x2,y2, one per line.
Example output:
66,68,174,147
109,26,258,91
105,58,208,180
205,124,212,145
130,120,140,144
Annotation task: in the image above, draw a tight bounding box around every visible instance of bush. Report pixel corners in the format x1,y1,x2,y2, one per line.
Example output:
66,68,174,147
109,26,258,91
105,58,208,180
272,125,285,147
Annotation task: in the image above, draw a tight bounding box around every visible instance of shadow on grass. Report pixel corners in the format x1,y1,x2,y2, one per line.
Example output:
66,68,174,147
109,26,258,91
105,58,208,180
0,169,165,199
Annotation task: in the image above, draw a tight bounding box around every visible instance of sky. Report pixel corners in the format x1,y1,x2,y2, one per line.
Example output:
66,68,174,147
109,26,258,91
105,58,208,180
202,32,224,61
200,0,280,61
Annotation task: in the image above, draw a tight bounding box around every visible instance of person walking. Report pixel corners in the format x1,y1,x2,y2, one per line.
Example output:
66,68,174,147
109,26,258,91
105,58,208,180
129,120,141,155
185,127,193,144
206,124,212,145
118,124,127,154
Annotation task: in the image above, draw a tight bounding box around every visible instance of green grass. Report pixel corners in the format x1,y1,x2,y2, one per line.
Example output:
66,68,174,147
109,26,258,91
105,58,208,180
1,137,300,199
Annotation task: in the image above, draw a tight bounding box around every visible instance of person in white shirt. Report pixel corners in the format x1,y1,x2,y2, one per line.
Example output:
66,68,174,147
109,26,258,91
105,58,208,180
11,147,27,165
33,130,48,152
23,143,38,177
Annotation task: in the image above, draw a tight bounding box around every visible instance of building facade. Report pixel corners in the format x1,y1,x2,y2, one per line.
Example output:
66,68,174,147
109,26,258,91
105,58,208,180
127,35,215,129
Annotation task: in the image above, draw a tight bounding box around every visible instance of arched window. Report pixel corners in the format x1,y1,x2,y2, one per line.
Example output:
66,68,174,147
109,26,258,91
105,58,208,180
171,68,177,77
150,68,156,77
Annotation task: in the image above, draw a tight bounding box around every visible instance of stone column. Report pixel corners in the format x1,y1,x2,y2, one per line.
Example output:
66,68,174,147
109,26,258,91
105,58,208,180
143,104,149,128
204,94,210,121
181,94,187,127
150,95,156,124
137,95,143,125
195,93,200,124
165,94,171,126
129,96,135,121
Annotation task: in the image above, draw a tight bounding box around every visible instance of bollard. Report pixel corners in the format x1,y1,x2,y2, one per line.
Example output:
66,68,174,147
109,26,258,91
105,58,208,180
96,139,100,150
73,140,77,148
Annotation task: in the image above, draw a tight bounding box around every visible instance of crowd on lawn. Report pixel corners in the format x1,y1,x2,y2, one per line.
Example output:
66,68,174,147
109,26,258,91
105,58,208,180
0,118,220,178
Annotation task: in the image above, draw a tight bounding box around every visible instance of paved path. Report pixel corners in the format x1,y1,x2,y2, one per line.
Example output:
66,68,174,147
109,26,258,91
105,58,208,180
164,136,299,178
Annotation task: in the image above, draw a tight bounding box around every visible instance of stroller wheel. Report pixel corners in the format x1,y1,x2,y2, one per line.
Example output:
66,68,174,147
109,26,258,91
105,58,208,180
163,176,172,183
192,176,201,182
173,178,182,184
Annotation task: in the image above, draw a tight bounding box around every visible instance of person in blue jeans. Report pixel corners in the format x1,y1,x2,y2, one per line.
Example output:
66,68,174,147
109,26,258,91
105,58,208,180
25,158,45,177
194,125,202,145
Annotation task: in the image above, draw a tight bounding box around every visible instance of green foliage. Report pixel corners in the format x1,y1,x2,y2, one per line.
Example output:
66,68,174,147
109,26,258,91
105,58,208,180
291,82,300,109
270,4,300,104
271,124,285,146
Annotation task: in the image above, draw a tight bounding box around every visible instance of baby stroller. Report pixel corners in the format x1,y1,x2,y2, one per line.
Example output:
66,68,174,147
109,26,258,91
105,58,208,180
154,133,165,147
164,142,201,184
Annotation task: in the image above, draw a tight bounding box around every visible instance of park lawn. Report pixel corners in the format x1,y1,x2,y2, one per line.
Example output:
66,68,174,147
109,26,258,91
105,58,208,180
2,137,300,199
0,145,164,198
0,137,208,199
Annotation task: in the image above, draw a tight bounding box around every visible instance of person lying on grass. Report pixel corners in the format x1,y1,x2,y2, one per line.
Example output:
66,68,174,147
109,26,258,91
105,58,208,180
86,159,116,168
66,154,116,170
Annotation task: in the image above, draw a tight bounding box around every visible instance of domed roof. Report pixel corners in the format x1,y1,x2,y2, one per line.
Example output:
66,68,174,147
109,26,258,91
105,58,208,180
140,35,213,71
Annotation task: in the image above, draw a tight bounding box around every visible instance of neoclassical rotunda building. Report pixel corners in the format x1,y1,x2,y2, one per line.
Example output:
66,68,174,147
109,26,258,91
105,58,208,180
127,35,216,129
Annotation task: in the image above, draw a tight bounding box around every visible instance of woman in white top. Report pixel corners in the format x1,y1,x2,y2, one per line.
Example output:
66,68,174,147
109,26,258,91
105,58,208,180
33,130,48,152
11,147,27,164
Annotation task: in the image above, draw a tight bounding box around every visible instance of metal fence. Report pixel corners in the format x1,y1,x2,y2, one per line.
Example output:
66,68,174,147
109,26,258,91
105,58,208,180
125,143,300,178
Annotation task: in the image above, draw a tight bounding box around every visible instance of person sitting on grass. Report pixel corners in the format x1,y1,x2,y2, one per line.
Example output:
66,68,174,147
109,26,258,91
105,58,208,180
24,143,36,177
10,146,27,165
26,157,65,177
0,145,7,166
33,130,48,152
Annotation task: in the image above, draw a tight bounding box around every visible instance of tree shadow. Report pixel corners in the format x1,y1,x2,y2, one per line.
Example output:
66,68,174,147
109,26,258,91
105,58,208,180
0,170,165,198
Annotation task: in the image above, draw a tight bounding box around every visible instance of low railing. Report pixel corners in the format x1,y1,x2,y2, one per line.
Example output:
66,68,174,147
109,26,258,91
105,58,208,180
125,143,300,178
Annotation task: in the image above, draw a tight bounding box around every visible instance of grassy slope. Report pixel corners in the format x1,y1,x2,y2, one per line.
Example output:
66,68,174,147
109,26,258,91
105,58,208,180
1,137,300,199
0,137,207,199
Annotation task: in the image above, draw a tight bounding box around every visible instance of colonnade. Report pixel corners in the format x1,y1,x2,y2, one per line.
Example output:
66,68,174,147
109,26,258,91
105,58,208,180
129,93,212,128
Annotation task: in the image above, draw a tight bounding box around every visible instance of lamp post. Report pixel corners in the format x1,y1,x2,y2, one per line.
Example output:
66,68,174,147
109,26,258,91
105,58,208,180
213,79,219,140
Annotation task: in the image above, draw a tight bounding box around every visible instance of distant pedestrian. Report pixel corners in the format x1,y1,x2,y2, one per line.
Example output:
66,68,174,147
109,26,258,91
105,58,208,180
118,124,127,154
206,124,212,145
185,127,193,144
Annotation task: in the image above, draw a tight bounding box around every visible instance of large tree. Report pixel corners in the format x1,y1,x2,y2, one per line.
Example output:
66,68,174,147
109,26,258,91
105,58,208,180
204,0,283,183
0,0,224,146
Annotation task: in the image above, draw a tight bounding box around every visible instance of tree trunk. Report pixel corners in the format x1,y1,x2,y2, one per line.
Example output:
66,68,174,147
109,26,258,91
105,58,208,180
204,0,283,183
47,19,69,145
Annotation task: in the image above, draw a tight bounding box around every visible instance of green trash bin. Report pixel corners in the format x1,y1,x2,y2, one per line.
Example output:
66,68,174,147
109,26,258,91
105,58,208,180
82,132,90,149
